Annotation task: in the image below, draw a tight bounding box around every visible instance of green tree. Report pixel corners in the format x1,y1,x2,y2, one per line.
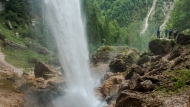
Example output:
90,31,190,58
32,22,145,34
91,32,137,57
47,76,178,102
168,0,190,31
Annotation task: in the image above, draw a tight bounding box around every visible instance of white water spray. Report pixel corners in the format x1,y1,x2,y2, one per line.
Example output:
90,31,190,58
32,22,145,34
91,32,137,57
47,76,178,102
140,0,157,35
160,2,175,30
43,0,101,107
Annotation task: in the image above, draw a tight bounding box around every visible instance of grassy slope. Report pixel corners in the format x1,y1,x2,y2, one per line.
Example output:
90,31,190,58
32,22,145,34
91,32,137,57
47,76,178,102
0,11,51,70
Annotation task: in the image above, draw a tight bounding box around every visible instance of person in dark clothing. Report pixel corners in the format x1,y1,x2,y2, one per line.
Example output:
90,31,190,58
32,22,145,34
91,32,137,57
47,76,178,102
168,29,173,39
165,29,168,38
173,29,178,39
157,28,160,39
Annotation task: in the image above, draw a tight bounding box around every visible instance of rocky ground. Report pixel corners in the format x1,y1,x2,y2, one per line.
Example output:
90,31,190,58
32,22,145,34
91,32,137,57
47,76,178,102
1,30,190,107
0,44,65,107
0,45,24,107
91,31,190,107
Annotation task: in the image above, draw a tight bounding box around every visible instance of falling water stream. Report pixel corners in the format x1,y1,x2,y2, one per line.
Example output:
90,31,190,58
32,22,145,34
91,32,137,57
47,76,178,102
43,0,102,107
160,2,175,30
140,0,157,35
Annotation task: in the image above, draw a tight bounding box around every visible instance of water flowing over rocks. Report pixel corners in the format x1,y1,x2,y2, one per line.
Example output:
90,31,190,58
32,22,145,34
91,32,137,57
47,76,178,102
98,32,190,107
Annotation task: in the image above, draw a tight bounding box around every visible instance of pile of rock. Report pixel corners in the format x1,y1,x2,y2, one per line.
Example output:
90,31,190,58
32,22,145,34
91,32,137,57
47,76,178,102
100,32,190,107
15,61,65,107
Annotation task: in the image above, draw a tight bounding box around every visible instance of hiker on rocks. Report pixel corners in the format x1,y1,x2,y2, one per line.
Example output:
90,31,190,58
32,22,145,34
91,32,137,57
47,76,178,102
165,29,168,38
173,29,178,39
157,28,160,39
168,29,173,39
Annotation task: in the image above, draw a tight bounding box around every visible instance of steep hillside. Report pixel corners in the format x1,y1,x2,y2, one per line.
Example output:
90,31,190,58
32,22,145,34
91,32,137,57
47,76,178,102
0,1,59,70
84,0,175,53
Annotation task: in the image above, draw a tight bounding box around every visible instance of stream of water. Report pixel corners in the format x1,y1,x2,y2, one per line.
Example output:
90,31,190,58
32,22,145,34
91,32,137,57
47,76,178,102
140,0,157,35
43,0,102,107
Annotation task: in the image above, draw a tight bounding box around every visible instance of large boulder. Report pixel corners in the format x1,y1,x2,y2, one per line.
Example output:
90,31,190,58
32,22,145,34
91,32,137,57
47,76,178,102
92,46,117,65
115,91,144,107
140,80,154,92
176,33,190,45
109,48,140,72
22,74,65,107
34,62,54,79
168,47,181,60
115,91,163,107
149,39,175,55
101,75,124,96
128,73,141,91
109,58,126,72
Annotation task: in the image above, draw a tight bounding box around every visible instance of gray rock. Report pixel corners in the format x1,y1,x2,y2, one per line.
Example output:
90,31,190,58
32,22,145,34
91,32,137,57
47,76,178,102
140,80,154,92
128,73,141,91
109,58,126,73
132,64,144,76
6,21,13,30
4,39,27,50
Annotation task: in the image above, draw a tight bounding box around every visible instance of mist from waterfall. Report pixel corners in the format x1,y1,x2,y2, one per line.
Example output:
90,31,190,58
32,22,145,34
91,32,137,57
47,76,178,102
140,0,157,35
43,0,102,107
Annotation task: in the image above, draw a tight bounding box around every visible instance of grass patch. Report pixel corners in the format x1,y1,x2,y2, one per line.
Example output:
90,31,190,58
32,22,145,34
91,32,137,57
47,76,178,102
157,69,190,92
1,46,49,68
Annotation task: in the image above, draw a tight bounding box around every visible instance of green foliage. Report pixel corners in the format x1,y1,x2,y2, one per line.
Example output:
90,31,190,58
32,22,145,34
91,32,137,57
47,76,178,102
2,45,49,68
158,69,190,92
5,0,32,24
83,0,166,54
98,0,153,27
168,0,190,31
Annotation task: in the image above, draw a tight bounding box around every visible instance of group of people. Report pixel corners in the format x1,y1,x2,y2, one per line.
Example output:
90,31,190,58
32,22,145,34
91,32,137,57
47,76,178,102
157,28,178,39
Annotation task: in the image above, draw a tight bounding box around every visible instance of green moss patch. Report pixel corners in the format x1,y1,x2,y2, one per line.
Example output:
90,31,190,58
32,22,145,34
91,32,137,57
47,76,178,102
157,69,190,92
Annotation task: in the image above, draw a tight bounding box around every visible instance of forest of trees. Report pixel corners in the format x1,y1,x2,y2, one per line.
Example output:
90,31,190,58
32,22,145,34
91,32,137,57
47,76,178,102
168,0,190,32
83,0,167,53
2,0,190,55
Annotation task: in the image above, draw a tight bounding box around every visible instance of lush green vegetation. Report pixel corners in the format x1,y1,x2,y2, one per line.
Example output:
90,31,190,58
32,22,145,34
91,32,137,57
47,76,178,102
1,45,49,68
0,0,189,69
167,0,190,32
1,0,56,51
156,69,190,92
0,0,58,69
83,0,168,54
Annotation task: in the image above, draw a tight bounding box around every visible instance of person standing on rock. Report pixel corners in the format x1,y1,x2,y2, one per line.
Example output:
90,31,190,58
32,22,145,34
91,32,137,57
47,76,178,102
169,29,173,39
157,28,160,39
173,29,178,39
165,29,168,38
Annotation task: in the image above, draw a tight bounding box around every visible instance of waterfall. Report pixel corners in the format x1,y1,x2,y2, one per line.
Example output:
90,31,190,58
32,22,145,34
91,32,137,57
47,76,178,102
160,2,175,30
43,0,101,107
140,0,157,35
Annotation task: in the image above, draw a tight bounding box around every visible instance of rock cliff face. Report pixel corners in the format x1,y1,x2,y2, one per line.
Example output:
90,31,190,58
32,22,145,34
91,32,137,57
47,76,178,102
98,32,190,107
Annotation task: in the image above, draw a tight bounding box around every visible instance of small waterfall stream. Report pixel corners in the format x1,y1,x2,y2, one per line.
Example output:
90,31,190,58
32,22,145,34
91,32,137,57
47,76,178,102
43,0,101,107
160,2,175,30
140,0,157,35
